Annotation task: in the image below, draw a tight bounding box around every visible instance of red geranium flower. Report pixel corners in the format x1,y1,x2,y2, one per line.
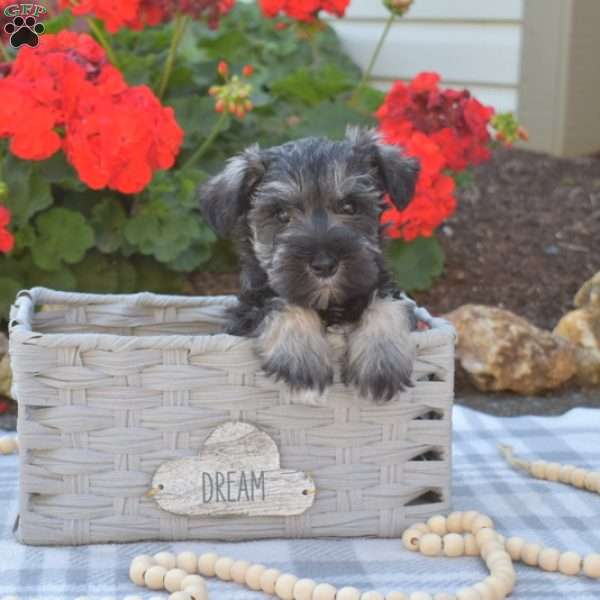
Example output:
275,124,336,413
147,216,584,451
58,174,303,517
60,0,235,31
259,0,349,21
0,204,14,254
377,72,495,240
0,31,184,194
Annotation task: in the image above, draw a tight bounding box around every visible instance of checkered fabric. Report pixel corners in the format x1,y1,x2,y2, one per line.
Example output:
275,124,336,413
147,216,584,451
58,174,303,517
1,405,599,599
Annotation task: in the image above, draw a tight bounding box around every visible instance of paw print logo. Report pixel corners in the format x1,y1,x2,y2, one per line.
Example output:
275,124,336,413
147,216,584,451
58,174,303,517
4,15,45,48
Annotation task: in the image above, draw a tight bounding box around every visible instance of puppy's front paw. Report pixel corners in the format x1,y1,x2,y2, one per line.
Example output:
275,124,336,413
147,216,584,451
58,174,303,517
344,297,415,403
262,346,334,393
344,341,413,403
257,305,334,393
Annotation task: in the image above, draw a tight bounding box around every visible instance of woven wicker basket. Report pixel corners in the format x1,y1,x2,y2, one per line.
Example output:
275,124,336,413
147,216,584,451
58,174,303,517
9,287,455,546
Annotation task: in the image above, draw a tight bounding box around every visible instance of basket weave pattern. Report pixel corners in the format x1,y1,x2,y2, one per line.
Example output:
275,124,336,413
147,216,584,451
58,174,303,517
9,288,455,545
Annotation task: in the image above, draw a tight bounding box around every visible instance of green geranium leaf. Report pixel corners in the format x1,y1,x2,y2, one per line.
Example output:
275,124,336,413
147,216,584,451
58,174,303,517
71,252,119,293
91,199,128,253
42,9,75,34
30,208,95,271
271,65,354,106
386,236,445,292
2,155,53,227
0,276,22,320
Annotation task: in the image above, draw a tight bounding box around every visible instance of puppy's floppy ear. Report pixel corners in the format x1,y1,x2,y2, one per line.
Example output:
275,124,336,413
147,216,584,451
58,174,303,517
199,144,266,238
346,126,420,210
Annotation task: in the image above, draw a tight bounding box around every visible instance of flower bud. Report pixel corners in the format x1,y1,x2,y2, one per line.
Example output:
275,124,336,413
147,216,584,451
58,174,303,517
244,99,253,112
242,64,254,77
517,126,529,141
215,99,225,113
208,85,220,96
217,61,229,77
383,0,414,16
228,101,237,113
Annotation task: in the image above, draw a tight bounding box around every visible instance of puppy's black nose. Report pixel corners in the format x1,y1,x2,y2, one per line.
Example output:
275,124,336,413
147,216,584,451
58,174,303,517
310,253,338,278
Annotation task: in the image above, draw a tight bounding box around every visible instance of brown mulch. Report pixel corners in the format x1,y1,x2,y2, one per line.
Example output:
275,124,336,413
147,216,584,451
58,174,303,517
415,147,600,330
191,148,600,333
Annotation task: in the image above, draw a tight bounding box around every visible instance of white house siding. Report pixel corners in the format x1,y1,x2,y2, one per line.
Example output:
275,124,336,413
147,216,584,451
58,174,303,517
328,0,524,114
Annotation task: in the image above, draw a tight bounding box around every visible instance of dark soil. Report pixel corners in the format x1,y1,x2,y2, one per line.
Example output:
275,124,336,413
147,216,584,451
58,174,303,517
191,147,600,332
415,147,600,330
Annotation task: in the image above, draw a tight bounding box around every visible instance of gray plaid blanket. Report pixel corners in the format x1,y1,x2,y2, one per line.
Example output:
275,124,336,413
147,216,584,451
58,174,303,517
1,405,599,599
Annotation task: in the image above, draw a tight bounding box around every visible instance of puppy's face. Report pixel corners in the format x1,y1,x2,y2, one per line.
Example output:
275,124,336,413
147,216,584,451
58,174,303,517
199,128,419,309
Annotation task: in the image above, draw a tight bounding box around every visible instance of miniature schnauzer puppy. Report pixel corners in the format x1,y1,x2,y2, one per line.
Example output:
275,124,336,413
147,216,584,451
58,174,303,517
199,127,419,402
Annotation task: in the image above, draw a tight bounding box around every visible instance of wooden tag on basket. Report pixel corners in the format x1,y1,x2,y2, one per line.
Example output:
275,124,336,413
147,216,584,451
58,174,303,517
148,422,316,517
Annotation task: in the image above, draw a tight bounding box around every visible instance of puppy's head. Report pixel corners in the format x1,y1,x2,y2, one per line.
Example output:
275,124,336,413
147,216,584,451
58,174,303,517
199,127,419,309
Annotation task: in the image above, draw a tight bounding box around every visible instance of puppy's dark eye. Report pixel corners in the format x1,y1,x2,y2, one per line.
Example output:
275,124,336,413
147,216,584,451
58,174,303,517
277,209,290,224
340,200,356,215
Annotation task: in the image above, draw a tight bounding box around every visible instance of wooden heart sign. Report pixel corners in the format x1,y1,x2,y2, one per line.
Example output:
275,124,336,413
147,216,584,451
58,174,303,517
148,422,316,517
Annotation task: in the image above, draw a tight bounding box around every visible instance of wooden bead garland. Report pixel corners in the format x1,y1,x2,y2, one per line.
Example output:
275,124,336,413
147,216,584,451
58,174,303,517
126,512,600,600
500,444,600,494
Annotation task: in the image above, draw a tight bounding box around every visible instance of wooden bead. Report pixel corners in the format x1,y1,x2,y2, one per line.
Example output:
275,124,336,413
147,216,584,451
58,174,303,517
168,592,192,600
559,464,576,483
493,569,516,593
402,528,423,551
183,586,208,600
181,575,205,589
419,533,442,556
154,552,177,570
583,553,600,578
214,557,234,581
409,593,432,600
361,592,384,600
521,543,541,566
446,512,464,533
129,557,155,586
559,551,581,575
293,578,317,600
412,522,430,534
461,511,480,531
480,540,502,560
275,573,299,600
584,471,600,492
571,468,587,488
464,534,479,556
386,593,408,600
245,564,266,590
443,533,465,557
545,462,561,481
337,586,361,600
230,560,250,584
176,552,198,573
198,553,219,577
260,568,282,594
145,565,168,590
427,515,448,536
313,583,337,600
472,582,496,600
538,547,560,572
131,554,155,567
0,435,17,454
471,515,494,534
483,575,509,598
456,588,481,600
475,528,496,547
486,550,510,570
164,569,188,593
505,537,525,561
530,460,547,479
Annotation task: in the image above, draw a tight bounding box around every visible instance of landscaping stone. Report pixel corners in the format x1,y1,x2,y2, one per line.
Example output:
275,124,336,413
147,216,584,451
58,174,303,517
447,304,576,395
554,272,600,387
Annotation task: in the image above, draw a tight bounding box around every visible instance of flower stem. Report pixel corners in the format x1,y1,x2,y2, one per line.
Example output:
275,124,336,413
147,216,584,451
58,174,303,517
182,113,228,170
350,11,395,106
0,42,9,62
86,18,119,67
157,13,189,100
